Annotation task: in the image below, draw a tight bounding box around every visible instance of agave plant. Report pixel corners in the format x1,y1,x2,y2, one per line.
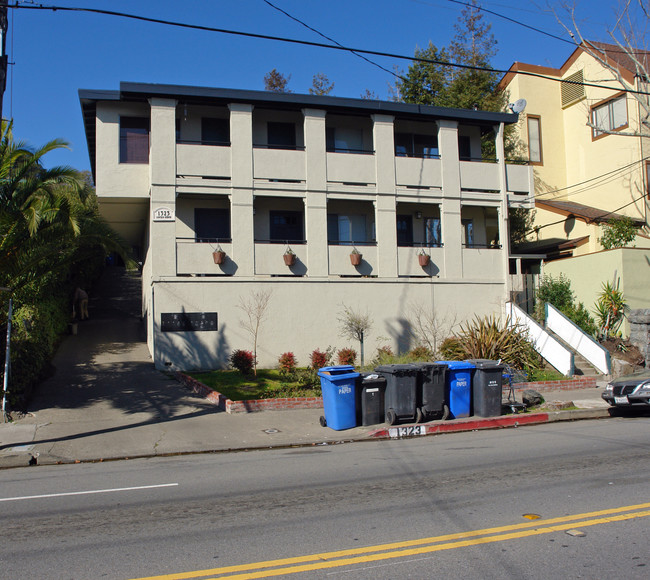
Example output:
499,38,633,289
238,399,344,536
439,315,540,370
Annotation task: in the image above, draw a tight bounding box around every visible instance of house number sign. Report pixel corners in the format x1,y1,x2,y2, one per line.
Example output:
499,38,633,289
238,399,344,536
153,207,175,221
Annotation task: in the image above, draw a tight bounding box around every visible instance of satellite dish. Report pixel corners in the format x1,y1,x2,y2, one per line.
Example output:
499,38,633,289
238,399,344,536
508,98,527,114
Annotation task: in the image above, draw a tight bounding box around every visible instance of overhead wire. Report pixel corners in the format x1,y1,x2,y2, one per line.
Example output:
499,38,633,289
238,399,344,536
4,2,649,97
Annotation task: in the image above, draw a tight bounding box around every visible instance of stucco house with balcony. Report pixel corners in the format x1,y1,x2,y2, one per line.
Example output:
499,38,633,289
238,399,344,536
79,82,533,370
500,42,650,325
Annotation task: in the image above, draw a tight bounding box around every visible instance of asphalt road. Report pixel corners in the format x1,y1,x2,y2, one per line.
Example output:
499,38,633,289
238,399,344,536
1,416,649,579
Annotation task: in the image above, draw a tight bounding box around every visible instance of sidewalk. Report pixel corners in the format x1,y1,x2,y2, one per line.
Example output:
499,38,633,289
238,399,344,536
0,268,613,469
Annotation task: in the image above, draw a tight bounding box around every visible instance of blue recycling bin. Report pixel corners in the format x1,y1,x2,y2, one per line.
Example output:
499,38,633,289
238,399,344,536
318,365,360,430
435,361,474,419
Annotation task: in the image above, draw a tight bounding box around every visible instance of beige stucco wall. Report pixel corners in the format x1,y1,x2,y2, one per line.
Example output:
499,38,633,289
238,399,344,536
151,278,507,370
543,247,650,336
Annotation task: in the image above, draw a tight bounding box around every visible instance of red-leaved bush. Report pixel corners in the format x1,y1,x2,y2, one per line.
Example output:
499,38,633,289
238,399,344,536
278,352,297,374
310,348,330,370
230,349,255,375
337,348,357,366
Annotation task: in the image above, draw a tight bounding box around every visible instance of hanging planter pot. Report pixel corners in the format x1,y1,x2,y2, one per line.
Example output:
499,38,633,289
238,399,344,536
283,247,296,266
418,253,430,267
212,250,226,265
350,250,363,266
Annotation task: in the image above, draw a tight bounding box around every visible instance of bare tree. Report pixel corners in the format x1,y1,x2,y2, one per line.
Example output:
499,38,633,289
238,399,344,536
407,302,458,358
552,1,649,138
237,289,272,375
338,305,372,366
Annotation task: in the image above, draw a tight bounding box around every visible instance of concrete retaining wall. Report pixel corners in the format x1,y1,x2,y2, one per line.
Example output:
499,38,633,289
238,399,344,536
629,309,650,366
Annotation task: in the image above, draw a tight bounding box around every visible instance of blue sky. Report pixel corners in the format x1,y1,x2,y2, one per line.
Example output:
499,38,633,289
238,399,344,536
5,0,625,173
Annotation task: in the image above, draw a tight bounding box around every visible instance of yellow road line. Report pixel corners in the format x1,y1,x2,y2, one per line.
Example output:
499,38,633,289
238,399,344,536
132,502,650,580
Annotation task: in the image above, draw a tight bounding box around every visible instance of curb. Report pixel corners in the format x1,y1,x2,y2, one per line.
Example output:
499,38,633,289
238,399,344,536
0,408,612,470
366,408,611,439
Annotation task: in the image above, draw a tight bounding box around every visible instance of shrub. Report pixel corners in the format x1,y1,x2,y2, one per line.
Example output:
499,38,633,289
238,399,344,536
439,315,540,371
373,345,394,365
278,352,297,375
407,345,433,361
534,274,597,336
229,349,255,375
310,347,333,370
337,347,357,366
599,216,637,249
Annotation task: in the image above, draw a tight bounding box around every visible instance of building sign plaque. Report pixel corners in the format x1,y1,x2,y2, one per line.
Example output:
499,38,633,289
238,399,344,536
161,312,218,332
153,207,175,221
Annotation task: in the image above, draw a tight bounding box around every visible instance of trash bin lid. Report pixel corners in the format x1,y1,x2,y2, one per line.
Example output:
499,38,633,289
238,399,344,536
435,360,475,370
318,365,359,378
374,364,420,375
465,359,504,370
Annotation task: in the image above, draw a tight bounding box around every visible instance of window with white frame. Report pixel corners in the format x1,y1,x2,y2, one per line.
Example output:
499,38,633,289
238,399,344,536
591,95,627,138
527,115,542,164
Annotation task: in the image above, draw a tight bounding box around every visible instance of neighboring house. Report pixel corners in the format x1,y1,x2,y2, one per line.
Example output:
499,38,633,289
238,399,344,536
79,82,533,370
500,42,650,327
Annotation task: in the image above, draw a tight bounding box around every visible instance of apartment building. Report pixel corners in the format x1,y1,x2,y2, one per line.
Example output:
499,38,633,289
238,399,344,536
500,42,650,321
79,82,533,370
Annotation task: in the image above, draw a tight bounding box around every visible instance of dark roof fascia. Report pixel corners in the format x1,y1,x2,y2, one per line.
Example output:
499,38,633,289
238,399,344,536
117,81,518,125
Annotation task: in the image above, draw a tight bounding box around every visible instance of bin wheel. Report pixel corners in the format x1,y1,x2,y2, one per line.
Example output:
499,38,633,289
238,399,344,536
319,416,327,427
415,407,423,424
441,404,450,421
386,409,396,425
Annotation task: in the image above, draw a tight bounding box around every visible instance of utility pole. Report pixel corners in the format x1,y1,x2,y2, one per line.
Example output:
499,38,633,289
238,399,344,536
0,3,8,120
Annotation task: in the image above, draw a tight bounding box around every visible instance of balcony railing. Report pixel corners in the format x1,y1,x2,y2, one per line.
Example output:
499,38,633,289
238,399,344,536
253,147,306,181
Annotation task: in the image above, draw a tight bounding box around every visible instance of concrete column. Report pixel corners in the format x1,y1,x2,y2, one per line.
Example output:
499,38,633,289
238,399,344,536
149,98,177,278
495,122,510,295
302,109,328,277
229,103,255,276
372,114,397,277
439,120,462,278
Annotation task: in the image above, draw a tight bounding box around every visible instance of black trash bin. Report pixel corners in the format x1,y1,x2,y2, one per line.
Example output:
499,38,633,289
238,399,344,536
466,359,504,417
417,362,449,421
356,373,387,426
375,364,420,425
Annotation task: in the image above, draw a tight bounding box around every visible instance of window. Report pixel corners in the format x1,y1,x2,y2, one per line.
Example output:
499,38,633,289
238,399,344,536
119,117,149,163
195,208,230,242
396,215,413,246
591,95,627,138
327,214,368,245
424,217,441,247
202,118,229,145
458,136,471,161
462,219,474,247
527,116,542,164
269,211,303,242
327,127,364,153
267,122,296,149
394,133,439,158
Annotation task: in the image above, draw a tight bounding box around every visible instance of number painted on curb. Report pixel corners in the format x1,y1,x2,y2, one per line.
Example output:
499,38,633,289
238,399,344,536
388,426,426,438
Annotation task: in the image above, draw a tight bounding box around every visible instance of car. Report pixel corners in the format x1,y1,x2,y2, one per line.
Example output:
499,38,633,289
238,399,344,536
602,369,650,407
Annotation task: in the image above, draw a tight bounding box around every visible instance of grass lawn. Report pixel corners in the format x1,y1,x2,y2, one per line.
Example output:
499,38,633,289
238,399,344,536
187,369,321,401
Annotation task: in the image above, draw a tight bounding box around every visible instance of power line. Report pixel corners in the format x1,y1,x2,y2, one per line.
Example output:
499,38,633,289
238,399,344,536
5,2,649,97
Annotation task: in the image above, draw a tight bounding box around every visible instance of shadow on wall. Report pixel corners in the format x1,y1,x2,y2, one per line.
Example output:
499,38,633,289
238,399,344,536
154,319,231,372
385,318,414,356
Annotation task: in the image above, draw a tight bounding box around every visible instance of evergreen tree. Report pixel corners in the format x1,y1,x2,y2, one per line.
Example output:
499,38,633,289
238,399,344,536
309,72,334,96
263,69,292,93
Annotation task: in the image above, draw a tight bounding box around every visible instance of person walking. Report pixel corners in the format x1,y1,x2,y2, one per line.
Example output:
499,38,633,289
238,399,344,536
74,287,89,320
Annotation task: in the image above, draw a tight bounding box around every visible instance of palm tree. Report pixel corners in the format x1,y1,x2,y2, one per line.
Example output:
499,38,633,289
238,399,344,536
0,121,132,294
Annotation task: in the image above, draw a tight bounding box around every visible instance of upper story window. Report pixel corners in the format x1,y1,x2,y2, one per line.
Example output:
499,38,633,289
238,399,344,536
328,214,370,245
267,122,297,149
269,210,304,243
395,133,439,158
327,127,366,153
195,208,230,243
458,136,472,161
591,94,628,139
425,217,441,247
202,118,230,145
119,117,149,164
527,115,542,164
396,215,414,246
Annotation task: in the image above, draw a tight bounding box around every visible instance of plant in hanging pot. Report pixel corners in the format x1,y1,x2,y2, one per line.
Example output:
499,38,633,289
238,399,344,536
212,245,226,265
350,247,363,266
283,246,296,266
417,248,430,267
